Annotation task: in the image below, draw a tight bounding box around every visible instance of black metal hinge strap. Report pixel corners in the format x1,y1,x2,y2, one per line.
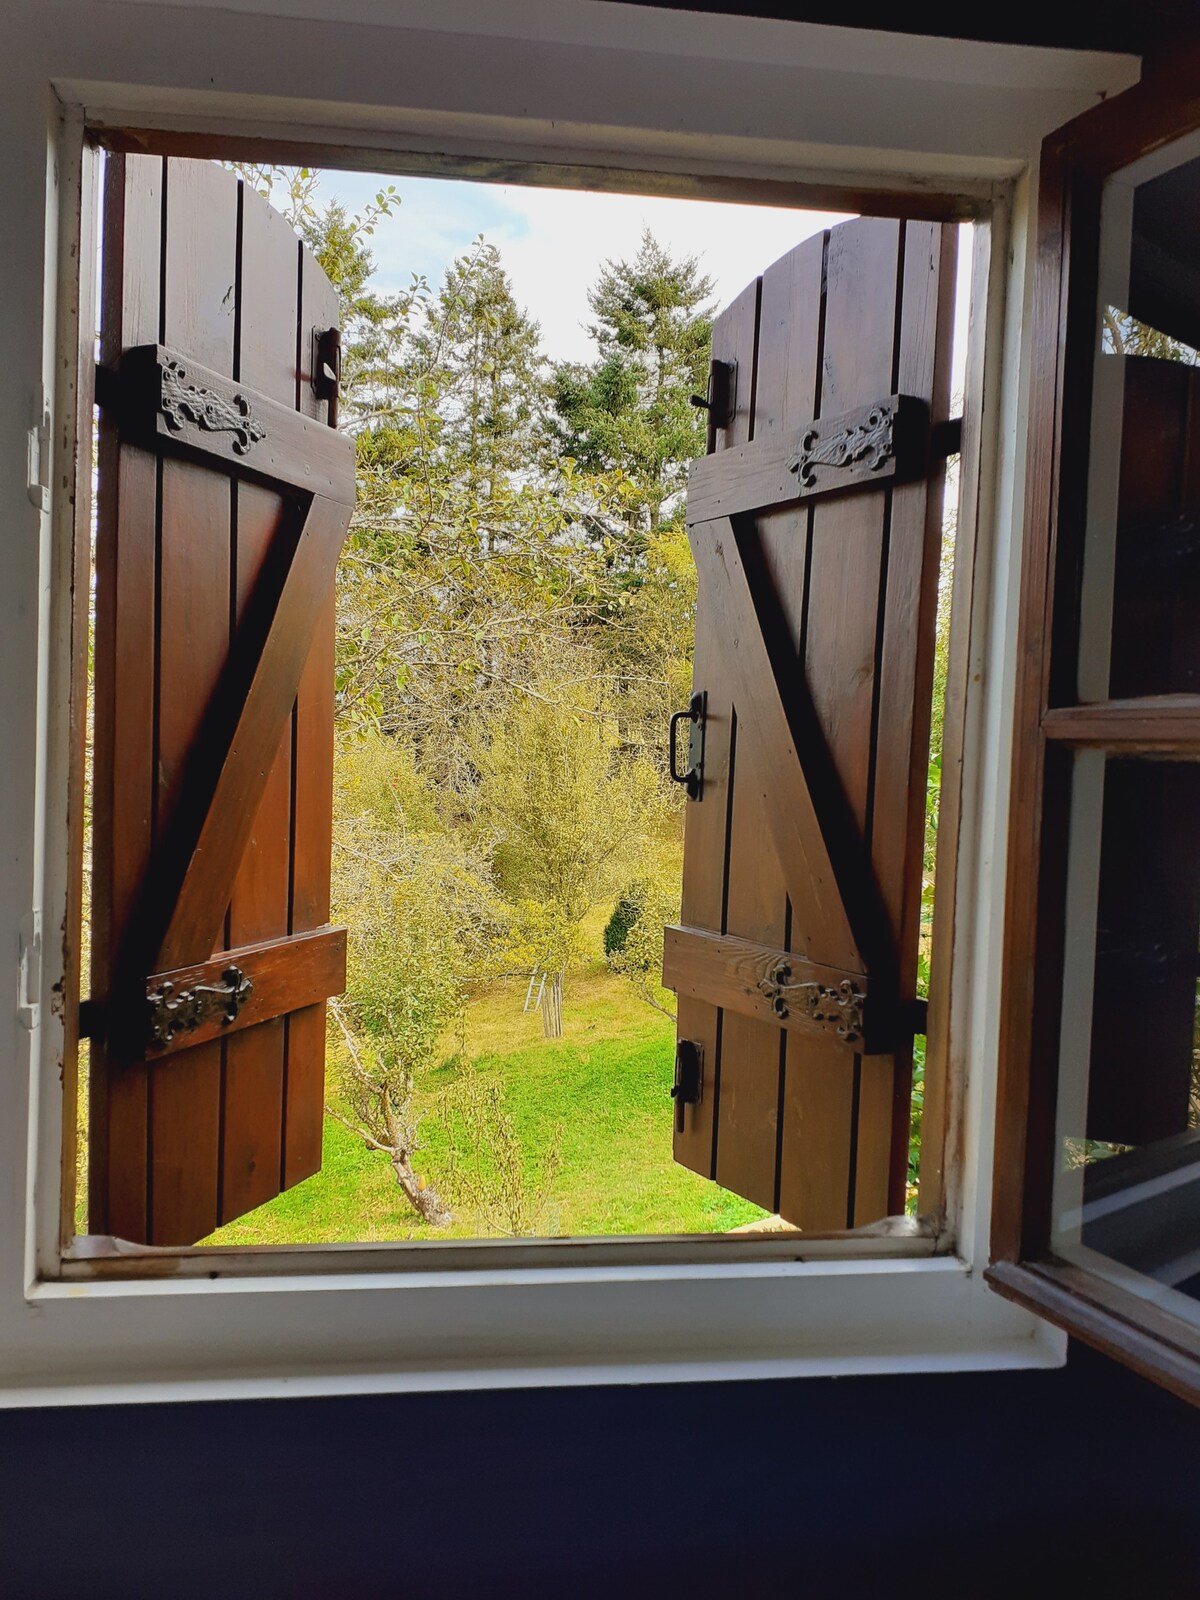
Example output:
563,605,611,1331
685,393,930,526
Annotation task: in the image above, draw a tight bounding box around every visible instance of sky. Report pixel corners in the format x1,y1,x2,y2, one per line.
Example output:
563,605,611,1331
310,166,971,389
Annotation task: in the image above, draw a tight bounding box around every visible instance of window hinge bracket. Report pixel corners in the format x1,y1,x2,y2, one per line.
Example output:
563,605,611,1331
930,416,962,462
18,909,41,1031
27,388,51,512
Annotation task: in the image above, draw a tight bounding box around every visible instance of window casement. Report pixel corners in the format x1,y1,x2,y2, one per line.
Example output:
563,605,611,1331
989,38,1200,1408
0,7,1145,1403
81,157,958,1252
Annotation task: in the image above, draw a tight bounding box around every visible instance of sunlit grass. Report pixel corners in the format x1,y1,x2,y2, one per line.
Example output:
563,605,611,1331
203,963,765,1245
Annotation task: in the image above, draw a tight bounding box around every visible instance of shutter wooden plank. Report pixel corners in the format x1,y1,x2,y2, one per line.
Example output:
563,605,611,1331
149,157,239,1246
688,523,869,972
283,243,342,1189
866,221,957,1218
145,927,347,1058
220,182,301,1223
795,216,900,1228
90,152,162,1238
758,231,860,1230
149,492,348,975
684,395,925,524
715,237,822,1211
673,279,759,1181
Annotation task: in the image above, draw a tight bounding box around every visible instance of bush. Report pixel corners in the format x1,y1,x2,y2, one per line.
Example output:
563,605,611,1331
604,882,649,962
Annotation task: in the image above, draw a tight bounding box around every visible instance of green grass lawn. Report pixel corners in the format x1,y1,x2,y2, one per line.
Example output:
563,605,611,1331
203,963,766,1246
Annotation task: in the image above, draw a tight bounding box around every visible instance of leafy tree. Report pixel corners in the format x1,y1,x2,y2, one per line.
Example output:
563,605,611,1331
1102,306,1200,364
549,229,715,537
328,734,506,1225
469,653,660,1035
442,1073,564,1236
415,238,546,516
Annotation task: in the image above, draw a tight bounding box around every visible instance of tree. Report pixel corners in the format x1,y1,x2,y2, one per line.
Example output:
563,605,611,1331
549,228,715,539
470,651,660,1036
414,237,546,518
329,239,613,780
328,734,506,1225
1102,305,1200,364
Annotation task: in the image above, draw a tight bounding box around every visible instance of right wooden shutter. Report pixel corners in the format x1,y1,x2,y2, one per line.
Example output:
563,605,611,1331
666,216,956,1229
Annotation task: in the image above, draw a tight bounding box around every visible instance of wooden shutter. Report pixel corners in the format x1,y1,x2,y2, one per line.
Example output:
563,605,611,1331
666,216,956,1229
88,154,353,1246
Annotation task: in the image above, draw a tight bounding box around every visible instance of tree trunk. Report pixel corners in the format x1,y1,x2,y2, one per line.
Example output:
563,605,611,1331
391,1152,452,1226
542,971,563,1039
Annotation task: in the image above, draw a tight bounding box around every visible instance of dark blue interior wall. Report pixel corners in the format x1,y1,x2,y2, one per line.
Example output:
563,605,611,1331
1,1341,1196,1598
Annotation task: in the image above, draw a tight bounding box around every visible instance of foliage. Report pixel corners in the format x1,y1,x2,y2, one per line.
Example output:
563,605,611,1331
201,969,767,1245
328,734,506,1222
1102,306,1200,365
549,228,715,537
604,882,648,959
442,1071,564,1236
469,660,662,992
605,865,681,1022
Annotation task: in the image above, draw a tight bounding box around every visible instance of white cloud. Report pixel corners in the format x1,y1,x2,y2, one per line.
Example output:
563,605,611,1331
484,185,851,364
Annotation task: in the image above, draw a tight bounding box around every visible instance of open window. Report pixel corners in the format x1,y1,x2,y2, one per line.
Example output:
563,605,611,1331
3,8,1147,1400
69,150,970,1254
990,46,1200,1405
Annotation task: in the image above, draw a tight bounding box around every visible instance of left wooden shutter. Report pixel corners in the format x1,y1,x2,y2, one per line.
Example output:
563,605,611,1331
88,154,354,1246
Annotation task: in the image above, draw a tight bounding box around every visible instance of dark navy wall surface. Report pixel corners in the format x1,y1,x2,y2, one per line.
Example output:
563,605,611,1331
1,1342,1196,1598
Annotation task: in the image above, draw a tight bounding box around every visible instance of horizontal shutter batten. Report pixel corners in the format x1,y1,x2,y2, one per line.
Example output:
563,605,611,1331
139,926,347,1062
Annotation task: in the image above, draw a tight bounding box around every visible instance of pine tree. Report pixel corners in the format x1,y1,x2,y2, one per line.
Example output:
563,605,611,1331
549,228,715,537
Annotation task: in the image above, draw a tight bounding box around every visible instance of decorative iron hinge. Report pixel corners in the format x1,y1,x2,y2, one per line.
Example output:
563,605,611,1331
160,358,267,457
146,965,254,1050
789,400,896,489
756,962,867,1044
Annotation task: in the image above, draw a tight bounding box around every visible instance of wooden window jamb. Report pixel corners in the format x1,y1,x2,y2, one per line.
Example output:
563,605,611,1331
988,37,1200,1406
51,114,994,1278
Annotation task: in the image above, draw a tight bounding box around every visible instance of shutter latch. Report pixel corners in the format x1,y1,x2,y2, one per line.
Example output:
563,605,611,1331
671,1039,703,1132
690,359,736,429
668,690,707,801
146,965,254,1050
312,326,341,427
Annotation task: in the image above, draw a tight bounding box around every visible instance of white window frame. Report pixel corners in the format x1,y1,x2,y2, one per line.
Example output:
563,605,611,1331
1,0,1140,1404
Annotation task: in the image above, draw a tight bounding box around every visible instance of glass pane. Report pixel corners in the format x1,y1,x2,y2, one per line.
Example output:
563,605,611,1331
1078,134,1200,700
1052,755,1200,1321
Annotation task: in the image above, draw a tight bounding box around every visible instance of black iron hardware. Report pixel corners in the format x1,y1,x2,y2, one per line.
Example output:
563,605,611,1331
313,326,341,428
160,358,267,457
789,399,896,489
668,689,707,800
146,965,254,1050
690,359,736,431
756,961,867,1044
671,1039,703,1132
78,997,103,1042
